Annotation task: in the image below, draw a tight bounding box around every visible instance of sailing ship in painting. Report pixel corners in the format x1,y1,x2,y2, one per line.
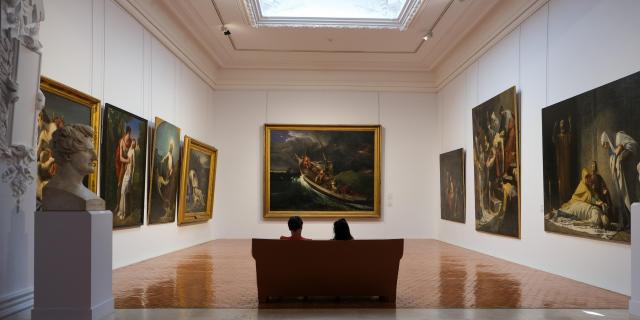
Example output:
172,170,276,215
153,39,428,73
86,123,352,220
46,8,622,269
266,125,380,217
295,153,368,205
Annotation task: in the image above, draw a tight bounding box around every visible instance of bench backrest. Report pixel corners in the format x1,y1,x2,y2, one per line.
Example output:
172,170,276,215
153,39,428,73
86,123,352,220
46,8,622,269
252,239,404,298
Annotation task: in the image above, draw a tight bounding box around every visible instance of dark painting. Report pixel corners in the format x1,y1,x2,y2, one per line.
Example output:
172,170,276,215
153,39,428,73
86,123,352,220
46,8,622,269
264,125,381,218
440,148,465,223
177,136,217,224
185,148,210,213
148,118,181,224
542,71,640,243
101,104,148,228
472,87,520,238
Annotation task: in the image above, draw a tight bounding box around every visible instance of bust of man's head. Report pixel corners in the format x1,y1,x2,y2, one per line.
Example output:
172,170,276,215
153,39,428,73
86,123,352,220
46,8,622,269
50,124,97,176
42,124,104,211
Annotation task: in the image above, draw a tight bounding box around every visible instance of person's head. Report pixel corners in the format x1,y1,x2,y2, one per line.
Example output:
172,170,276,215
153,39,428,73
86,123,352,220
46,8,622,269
559,119,566,133
288,216,303,233
333,218,353,240
591,160,598,174
125,126,132,135
50,124,96,176
169,141,174,153
131,138,137,149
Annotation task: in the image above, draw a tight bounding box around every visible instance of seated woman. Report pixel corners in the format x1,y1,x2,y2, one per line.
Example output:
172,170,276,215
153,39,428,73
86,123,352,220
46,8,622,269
555,162,610,229
332,218,354,240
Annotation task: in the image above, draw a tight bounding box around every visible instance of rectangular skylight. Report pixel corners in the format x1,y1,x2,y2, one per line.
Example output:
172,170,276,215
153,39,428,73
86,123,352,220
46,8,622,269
260,0,407,20
244,0,423,30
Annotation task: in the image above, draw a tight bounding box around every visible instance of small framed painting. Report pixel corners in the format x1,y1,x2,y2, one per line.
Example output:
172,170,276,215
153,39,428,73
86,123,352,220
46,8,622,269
101,103,148,228
147,117,181,224
177,136,217,225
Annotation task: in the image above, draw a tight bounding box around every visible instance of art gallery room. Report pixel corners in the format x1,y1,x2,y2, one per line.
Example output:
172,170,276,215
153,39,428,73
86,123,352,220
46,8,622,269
2,0,640,319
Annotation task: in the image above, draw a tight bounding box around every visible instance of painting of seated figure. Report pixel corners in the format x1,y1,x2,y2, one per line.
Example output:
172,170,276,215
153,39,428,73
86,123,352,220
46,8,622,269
542,70,640,243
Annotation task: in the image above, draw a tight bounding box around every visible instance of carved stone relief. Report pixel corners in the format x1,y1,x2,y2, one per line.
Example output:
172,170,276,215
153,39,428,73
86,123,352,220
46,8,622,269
0,0,44,209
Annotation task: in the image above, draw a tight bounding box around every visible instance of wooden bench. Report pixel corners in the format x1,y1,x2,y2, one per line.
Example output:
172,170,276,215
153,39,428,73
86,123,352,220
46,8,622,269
251,238,404,303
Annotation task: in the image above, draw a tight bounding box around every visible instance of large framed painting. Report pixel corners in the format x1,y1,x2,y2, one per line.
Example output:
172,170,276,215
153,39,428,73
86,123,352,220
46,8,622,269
101,103,148,228
542,71,640,243
472,86,520,238
178,136,217,225
37,76,100,207
264,124,381,218
440,148,465,223
147,117,181,224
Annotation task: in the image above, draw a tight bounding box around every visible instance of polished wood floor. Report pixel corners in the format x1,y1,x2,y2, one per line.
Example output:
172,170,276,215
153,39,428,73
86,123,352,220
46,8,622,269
113,239,628,309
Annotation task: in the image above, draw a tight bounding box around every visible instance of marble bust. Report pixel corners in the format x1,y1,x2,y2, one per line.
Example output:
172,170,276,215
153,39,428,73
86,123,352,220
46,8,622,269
42,124,105,211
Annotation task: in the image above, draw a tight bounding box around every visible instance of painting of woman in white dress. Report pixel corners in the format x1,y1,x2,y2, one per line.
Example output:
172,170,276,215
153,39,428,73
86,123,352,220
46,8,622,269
101,104,148,228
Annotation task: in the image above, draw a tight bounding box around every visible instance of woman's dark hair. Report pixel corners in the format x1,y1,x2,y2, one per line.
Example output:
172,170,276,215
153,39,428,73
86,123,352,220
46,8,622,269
288,216,303,231
333,218,353,240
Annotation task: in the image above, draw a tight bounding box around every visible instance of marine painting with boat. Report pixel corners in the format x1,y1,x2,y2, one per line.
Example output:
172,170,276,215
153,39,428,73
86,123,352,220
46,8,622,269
264,125,381,218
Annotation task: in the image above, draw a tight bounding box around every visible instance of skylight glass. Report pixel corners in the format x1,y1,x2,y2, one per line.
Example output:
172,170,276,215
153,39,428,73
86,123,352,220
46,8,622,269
259,0,407,20
244,0,422,30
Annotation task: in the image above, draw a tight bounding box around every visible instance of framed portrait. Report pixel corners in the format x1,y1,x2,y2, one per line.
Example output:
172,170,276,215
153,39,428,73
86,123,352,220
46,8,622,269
147,117,182,224
542,70,640,243
178,136,218,225
264,124,381,218
37,76,100,207
440,148,465,223
471,86,520,238
100,103,148,228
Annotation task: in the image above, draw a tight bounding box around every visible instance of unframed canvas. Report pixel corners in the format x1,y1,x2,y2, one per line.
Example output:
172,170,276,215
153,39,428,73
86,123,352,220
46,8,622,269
542,70,640,243
37,76,100,208
471,86,520,238
440,148,465,223
147,117,181,224
101,103,148,228
264,124,381,218
177,136,217,225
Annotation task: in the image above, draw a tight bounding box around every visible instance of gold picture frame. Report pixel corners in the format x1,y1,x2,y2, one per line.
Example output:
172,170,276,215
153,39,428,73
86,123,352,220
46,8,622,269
264,124,381,219
177,136,218,225
38,76,101,200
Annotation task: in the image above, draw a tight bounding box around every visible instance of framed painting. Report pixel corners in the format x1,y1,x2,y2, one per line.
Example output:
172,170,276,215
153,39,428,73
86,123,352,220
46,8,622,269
147,117,182,224
264,124,381,218
101,103,148,228
542,70,640,243
471,86,520,238
178,136,217,225
37,76,100,207
440,148,465,223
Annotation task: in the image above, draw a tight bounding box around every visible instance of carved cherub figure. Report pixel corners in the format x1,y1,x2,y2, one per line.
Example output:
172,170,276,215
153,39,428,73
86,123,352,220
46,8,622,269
42,124,104,211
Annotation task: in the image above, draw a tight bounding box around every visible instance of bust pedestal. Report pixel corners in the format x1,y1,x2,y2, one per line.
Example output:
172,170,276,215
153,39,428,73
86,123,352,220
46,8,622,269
32,211,113,320
631,203,640,317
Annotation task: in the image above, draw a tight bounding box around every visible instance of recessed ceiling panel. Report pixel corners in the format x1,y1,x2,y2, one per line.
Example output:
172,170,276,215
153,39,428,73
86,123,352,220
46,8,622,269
243,0,423,30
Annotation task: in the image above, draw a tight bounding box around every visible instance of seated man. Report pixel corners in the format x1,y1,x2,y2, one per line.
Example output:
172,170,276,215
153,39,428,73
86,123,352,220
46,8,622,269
280,216,310,240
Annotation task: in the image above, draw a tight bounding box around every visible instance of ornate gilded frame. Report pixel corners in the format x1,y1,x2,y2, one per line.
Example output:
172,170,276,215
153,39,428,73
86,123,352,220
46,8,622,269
177,136,218,225
39,76,101,193
264,124,381,219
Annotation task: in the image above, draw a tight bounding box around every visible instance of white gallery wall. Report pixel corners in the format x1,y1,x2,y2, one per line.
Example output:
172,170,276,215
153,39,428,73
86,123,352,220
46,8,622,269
37,0,217,270
437,0,640,295
210,90,439,240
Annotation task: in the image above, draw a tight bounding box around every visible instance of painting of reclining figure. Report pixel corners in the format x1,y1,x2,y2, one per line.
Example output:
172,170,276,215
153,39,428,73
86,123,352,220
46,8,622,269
472,87,520,238
542,71,640,243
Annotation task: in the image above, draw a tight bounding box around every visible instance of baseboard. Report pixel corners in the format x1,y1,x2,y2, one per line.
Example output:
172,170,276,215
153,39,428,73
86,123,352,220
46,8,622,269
31,297,114,320
0,288,34,319
630,299,640,317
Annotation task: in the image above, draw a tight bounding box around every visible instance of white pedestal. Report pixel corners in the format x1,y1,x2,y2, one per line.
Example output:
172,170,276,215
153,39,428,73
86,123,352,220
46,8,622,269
32,211,114,320
631,203,640,317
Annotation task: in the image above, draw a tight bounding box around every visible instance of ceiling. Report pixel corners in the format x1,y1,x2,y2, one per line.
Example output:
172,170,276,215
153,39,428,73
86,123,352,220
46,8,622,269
117,0,546,91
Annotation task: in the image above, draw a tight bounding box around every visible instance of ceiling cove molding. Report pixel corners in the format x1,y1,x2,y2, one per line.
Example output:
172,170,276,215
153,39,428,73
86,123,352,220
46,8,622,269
434,0,549,91
113,0,220,90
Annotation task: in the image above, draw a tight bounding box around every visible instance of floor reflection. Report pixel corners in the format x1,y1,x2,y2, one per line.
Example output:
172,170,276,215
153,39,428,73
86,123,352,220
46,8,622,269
113,239,627,309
